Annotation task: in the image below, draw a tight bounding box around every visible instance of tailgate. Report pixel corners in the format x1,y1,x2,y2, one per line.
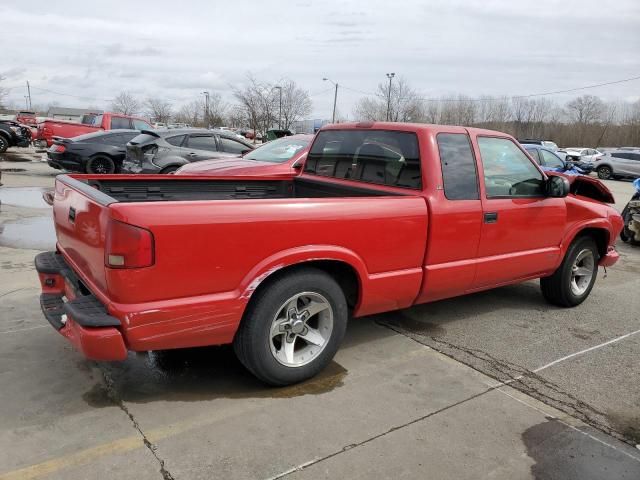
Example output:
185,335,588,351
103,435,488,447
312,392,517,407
53,175,116,298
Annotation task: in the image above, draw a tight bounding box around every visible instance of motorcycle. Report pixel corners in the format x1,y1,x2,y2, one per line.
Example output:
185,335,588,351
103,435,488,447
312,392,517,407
620,178,640,246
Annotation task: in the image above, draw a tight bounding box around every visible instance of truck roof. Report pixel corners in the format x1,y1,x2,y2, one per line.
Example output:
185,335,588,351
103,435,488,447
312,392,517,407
319,121,511,137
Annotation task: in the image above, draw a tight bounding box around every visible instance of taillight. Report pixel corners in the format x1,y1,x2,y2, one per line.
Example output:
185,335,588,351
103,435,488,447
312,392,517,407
50,144,66,153
105,220,154,268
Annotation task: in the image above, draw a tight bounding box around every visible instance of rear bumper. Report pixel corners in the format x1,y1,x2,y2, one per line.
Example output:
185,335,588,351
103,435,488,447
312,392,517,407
35,251,127,361
599,246,619,267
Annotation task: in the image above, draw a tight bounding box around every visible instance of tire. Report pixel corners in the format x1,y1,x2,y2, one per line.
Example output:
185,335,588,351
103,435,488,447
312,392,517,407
234,268,348,386
597,166,612,180
160,165,179,174
86,155,116,174
0,134,9,154
540,236,599,307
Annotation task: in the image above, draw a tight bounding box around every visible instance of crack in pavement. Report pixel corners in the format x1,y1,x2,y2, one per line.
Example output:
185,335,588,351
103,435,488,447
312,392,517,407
99,368,176,480
266,387,494,479
375,318,635,447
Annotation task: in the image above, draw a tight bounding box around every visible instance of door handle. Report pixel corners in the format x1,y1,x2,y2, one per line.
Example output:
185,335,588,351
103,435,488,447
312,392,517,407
484,212,498,223
187,152,198,157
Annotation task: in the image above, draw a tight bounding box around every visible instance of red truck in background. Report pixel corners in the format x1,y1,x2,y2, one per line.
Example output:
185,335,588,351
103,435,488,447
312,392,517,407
35,112,153,148
36,122,623,386
15,111,38,126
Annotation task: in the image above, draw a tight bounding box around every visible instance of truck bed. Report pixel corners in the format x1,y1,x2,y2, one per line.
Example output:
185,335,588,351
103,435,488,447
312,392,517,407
78,175,403,203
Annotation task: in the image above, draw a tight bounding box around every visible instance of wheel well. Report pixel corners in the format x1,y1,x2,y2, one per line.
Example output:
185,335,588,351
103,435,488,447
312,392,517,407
248,260,360,310
575,228,609,258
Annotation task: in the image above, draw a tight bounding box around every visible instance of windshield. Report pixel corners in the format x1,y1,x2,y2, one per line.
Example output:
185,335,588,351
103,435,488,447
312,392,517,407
244,136,311,163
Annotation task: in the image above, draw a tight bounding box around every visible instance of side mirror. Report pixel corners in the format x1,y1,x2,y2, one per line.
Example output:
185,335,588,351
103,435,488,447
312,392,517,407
546,175,570,198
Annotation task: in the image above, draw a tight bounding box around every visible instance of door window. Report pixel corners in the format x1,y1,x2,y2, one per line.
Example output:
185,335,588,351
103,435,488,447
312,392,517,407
187,135,218,152
132,119,152,130
541,150,564,169
436,133,479,200
525,147,542,164
478,137,545,198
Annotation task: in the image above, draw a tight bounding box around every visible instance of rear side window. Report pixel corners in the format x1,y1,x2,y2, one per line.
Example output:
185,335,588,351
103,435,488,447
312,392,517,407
305,130,421,189
166,135,186,146
187,135,218,152
111,117,131,130
436,133,479,200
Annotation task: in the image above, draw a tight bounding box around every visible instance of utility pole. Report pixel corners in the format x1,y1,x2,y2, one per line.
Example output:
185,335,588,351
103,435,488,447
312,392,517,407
275,86,282,129
386,73,395,121
26,81,32,110
323,78,339,123
202,91,210,128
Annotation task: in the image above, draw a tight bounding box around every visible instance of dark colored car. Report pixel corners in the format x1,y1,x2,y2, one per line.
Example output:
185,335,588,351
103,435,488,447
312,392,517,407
0,120,32,153
523,144,593,174
122,129,255,174
46,130,140,174
264,129,293,142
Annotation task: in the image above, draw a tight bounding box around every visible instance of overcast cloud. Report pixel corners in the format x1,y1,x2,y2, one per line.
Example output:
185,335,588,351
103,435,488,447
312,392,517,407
2,0,639,119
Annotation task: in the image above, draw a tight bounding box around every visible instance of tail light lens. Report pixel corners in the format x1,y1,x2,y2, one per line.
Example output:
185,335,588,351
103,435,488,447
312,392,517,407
105,220,154,268
50,144,66,153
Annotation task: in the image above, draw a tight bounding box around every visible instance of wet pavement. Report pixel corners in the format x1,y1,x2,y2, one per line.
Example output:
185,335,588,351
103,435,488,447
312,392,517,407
0,161,639,480
0,216,56,250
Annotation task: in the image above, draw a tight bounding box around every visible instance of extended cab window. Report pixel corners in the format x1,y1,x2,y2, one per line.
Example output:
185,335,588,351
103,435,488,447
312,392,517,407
132,119,151,130
305,130,421,189
478,137,544,198
436,133,479,200
111,117,131,130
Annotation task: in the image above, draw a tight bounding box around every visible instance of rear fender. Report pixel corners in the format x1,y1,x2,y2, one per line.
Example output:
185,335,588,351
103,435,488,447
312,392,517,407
238,245,369,306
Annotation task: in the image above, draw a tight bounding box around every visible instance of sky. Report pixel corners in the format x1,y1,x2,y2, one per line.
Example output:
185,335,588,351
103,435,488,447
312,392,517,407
2,0,639,120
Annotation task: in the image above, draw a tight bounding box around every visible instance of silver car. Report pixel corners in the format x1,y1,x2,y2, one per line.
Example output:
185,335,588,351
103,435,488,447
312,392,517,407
593,150,640,180
563,147,604,163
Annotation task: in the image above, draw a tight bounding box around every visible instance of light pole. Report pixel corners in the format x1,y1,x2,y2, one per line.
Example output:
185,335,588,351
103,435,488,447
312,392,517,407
385,73,395,121
323,78,339,123
201,91,210,128
274,86,282,129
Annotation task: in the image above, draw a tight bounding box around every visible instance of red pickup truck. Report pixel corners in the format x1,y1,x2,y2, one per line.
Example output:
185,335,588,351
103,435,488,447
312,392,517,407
35,112,152,148
36,122,623,385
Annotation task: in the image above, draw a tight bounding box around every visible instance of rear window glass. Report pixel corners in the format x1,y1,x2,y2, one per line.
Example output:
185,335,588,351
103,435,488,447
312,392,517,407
166,135,186,146
436,133,479,200
305,130,421,189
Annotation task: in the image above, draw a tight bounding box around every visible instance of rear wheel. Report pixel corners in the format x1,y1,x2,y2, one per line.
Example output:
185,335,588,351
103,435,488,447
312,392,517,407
86,155,115,174
0,135,8,153
597,166,612,180
540,236,599,307
234,268,348,386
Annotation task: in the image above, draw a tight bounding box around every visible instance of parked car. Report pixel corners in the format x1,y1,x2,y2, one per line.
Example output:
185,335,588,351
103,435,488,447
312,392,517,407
122,128,255,174
15,111,38,127
562,147,604,163
0,120,32,153
593,149,640,180
46,130,140,174
522,144,593,174
518,138,559,151
176,134,313,177
35,112,153,148
264,129,293,142
36,122,622,386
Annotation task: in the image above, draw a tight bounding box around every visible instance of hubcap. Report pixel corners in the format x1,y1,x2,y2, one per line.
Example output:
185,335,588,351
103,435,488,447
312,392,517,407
570,249,595,296
269,292,333,367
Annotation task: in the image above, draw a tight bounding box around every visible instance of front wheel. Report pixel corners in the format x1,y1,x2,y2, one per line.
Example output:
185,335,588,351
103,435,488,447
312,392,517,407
0,135,9,153
540,236,599,307
234,268,348,386
597,166,612,180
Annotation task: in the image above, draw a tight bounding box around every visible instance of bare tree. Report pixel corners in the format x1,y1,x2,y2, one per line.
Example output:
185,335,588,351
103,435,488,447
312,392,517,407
279,80,312,130
0,75,7,110
174,100,202,126
565,95,604,125
145,97,172,125
205,92,228,127
353,77,424,122
111,91,141,115
233,74,278,142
